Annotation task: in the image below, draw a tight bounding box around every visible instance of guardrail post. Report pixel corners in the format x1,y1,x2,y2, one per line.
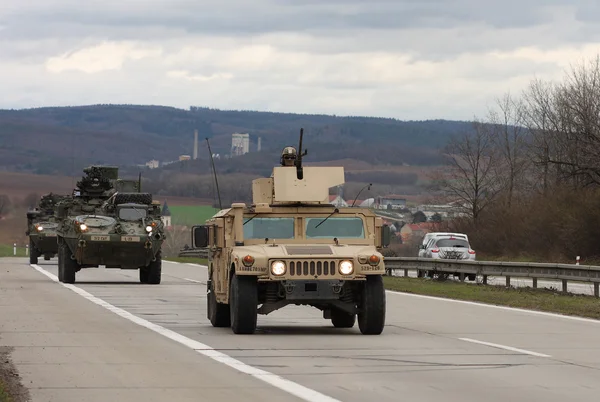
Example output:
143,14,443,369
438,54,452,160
532,278,537,288
403,269,408,277
13,243,16,256
562,279,567,292
506,276,511,287
595,283,599,298
482,275,488,284
459,272,465,282
25,244,29,256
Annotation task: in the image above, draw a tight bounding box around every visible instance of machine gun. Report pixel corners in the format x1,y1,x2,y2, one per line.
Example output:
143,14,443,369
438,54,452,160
295,128,308,180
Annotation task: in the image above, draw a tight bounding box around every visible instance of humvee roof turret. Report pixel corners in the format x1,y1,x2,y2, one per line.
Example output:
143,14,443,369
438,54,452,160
191,129,390,335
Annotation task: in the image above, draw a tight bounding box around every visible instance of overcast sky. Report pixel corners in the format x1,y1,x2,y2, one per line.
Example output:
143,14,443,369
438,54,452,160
2,0,599,120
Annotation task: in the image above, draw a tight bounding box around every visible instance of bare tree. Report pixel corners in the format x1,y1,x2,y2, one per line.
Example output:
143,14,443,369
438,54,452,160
435,120,500,223
487,93,531,207
162,226,191,258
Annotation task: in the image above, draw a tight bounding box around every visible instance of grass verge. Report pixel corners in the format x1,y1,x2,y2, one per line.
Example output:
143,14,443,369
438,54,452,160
165,256,208,265
384,276,600,320
0,382,10,402
0,244,27,258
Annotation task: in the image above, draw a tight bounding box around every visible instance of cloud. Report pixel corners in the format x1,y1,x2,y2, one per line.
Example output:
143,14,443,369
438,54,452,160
1,1,600,120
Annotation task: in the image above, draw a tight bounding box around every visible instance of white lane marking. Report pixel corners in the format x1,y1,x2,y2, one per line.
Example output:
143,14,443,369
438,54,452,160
183,278,203,283
459,337,551,358
386,289,600,324
31,264,339,402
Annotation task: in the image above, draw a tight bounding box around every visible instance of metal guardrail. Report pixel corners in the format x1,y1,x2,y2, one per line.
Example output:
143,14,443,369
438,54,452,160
176,250,600,297
383,257,600,297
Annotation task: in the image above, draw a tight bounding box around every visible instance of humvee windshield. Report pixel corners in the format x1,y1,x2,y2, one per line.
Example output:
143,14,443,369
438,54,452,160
118,206,147,221
306,217,364,239
243,217,294,239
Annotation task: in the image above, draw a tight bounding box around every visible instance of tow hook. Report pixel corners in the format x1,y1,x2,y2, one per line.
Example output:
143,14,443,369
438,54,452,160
78,239,87,248
144,240,152,249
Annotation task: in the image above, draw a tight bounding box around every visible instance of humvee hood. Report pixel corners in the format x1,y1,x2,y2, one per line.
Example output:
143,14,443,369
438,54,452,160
234,244,381,258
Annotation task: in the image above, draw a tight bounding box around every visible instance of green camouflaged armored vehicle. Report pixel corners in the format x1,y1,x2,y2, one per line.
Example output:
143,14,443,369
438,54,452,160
55,165,165,284
26,193,69,264
191,130,390,334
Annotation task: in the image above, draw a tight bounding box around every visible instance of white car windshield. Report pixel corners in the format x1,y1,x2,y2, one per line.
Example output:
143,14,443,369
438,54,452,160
435,239,469,248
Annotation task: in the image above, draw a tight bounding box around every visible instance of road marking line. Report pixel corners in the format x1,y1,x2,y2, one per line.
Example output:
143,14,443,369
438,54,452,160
31,264,339,402
386,289,600,324
459,337,551,357
183,278,203,283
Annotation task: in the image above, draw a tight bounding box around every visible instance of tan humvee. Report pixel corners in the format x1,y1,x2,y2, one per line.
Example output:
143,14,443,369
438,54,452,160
192,141,391,335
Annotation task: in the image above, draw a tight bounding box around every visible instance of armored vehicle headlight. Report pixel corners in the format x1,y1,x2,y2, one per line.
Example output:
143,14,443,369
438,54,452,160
79,223,87,231
242,255,255,267
368,255,380,265
145,225,153,232
36,226,43,231
339,260,354,275
271,261,286,276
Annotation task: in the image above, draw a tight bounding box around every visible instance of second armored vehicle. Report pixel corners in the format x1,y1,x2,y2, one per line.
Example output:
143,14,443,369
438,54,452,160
192,131,390,334
55,166,165,284
26,193,69,264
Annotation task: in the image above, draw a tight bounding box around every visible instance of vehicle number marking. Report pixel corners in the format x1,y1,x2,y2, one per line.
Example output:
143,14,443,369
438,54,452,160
91,235,110,241
121,236,140,242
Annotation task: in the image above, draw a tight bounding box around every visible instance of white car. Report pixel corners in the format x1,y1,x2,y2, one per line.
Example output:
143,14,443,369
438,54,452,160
425,237,476,261
418,232,469,258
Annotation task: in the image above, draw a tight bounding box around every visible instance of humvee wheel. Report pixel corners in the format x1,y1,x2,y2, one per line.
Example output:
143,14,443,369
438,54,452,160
358,275,386,335
29,239,38,265
229,273,258,334
61,244,77,284
331,309,356,328
208,281,231,327
146,252,162,284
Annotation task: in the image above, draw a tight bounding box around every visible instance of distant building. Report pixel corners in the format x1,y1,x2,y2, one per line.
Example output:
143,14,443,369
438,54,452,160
179,155,191,161
376,195,407,210
145,160,159,169
329,195,348,207
161,201,172,228
231,133,250,156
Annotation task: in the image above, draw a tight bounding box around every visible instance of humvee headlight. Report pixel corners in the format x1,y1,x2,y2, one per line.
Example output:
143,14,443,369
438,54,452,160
36,226,43,231
369,255,380,265
79,223,87,231
145,225,153,232
339,260,354,275
271,261,286,276
242,255,255,267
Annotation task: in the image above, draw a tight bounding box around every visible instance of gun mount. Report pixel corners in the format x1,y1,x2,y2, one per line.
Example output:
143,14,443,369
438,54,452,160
74,165,119,199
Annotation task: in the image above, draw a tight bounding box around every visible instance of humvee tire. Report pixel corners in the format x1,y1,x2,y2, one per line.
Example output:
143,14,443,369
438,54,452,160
29,238,38,265
229,273,258,334
114,192,153,205
146,252,162,284
208,281,231,327
331,309,356,328
358,275,386,335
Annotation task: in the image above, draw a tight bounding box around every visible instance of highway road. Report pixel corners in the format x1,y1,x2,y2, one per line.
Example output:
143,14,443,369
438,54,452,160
2,256,600,401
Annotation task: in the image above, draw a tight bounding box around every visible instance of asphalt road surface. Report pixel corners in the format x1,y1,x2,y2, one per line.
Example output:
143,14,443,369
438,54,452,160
2,256,600,402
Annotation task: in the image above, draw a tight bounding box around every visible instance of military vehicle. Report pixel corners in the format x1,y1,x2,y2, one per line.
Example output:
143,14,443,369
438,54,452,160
26,193,69,264
192,130,391,335
54,165,165,284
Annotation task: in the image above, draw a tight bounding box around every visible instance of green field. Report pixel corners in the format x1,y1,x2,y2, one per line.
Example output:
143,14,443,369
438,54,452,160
0,244,27,258
169,205,219,225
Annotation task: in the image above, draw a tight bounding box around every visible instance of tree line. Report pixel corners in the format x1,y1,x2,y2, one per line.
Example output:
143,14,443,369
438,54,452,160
433,55,600,262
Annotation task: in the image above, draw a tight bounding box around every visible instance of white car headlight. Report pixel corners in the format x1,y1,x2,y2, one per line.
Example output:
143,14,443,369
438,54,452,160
79,223,87,231
145,225,153,232
339,260,353,275
271,260,286,276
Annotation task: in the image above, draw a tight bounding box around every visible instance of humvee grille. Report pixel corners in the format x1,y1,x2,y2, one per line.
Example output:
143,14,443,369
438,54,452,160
288,260,338,277
285,246,333,255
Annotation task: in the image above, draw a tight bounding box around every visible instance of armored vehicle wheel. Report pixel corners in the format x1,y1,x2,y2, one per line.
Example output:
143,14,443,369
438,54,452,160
61,244,77,284
146,252,162,284
29,238,38,265
331,309,356,328
114,192,152,205
358,275,386,335
207,281,230,327
229,273,258,334
139,268,149,283
57,244,65,282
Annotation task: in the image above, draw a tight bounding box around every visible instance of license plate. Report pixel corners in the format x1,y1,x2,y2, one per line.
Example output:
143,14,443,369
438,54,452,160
91,235,110,241
121,236,140,242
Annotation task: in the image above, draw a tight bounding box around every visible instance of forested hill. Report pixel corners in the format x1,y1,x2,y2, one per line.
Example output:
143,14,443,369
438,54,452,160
0,104,472,175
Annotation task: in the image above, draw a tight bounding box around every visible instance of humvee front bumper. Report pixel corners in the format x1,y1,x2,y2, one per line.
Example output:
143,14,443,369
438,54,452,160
280,279,347,301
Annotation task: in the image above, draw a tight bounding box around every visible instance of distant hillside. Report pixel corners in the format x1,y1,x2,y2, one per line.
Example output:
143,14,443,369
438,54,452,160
0,104,473,175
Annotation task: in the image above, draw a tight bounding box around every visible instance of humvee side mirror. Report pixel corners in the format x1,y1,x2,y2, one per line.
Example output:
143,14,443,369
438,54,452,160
192,225,209,248
381,224,391,247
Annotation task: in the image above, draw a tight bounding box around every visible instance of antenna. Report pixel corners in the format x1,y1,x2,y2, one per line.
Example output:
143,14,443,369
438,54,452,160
138,172,142,193
352,183,372,207
295,128,308,180
205,138,223,210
